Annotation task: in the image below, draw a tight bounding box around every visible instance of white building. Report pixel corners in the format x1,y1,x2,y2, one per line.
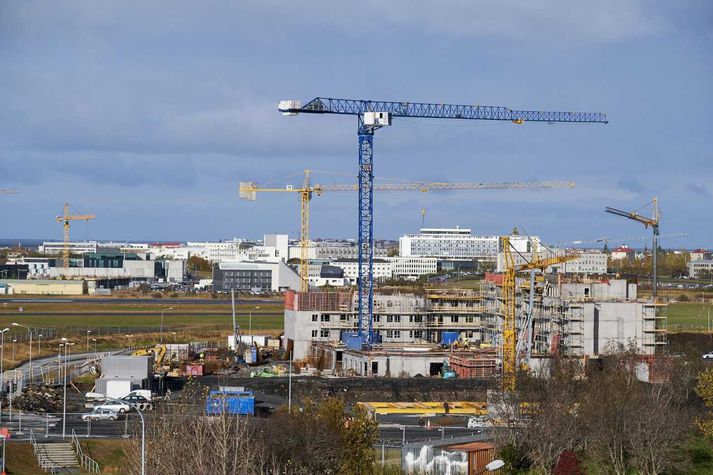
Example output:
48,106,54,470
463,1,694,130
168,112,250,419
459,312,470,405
611,246,635,261
39,241,98,255
386,257,438,280
496,248,608,274
689,260,713,278
331,259,394,285
691,249,710,261
399,227,498,259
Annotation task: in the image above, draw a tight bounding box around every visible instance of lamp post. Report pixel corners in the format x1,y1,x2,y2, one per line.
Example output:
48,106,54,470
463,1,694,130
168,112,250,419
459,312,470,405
60,338,75,439
0,327,10,417
11,340,16,365
91,338,97,353
12,323,32,384
38,333,42,356
88,393,145,475
249,306,260,346
171,332,176,343
86,330,91,352
160,307,174,344
126,334,134,347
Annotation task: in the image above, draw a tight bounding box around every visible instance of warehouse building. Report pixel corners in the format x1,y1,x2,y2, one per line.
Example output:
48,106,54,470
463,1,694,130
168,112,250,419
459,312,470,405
0,279,86,295
212,260,300,293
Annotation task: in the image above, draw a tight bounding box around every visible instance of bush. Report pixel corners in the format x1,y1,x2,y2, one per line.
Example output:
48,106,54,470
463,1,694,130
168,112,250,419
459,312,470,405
679,293,690,302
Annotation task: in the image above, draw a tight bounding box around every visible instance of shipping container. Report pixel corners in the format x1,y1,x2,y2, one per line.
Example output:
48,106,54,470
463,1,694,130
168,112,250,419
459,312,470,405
205,390,255,416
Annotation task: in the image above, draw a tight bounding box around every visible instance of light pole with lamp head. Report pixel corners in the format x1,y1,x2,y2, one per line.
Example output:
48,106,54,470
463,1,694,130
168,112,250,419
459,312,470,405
91,338,97,353
0,327,9,416
86,392,145,475
249,306,260,346
11,339,16,365
86,330,92,352
60,338,75,439
12,323,32,384
160,307,174,344
38,333,42,357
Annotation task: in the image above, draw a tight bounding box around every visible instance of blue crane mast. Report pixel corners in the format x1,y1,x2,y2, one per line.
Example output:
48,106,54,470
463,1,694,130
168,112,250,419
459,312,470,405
278,97,608,347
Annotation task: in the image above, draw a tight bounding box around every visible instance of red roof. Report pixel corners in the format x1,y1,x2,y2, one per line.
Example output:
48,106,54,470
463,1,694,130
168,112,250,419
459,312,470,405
449,442,496,452
693,249,708,253
613,246,633,253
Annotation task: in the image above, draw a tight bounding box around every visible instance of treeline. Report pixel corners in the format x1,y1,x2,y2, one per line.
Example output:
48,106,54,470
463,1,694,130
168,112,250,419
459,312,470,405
497,347,713,474
609,249,690,276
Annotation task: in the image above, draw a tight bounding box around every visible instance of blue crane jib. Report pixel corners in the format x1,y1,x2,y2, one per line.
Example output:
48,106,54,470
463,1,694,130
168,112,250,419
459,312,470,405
279,97,608,124
278,97,608,348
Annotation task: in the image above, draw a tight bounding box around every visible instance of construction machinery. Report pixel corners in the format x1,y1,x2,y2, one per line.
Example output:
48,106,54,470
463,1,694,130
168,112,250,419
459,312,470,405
499,237,579,391
55,202,96,268
240,169,575,293
605,198,660,298
278,97,607,347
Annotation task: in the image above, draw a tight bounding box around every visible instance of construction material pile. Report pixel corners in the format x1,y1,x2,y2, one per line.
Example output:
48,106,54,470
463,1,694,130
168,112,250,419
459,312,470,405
12,385,64,413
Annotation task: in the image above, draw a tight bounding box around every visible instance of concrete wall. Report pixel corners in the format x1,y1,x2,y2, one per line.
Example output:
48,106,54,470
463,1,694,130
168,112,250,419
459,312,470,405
582,301,650,356
342,351,447,377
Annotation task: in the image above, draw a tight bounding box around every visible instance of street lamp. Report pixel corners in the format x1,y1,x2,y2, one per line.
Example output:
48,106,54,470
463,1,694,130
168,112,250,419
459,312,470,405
11,339,16,364
125,334,134,347
0,327,10,415
160,307,174,344
12,323,32,384
91,338,97,353
171,331,176,343
86,393,146,475
249,306,260,346
38,333,42,356
86,330,92,352
60,338,75,439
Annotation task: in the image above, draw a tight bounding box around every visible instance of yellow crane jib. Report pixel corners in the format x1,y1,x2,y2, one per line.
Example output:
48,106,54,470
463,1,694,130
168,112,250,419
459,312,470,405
240,172,576,295
55,202,96,268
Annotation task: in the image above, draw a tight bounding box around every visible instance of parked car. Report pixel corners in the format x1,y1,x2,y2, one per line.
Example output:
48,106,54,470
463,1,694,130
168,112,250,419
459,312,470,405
702,352,713,360
82,408,120,421
121,394,153,411
95,400,132,413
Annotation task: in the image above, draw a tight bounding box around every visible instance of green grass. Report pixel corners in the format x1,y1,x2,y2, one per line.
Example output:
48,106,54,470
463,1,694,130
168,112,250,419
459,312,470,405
667,302,712,330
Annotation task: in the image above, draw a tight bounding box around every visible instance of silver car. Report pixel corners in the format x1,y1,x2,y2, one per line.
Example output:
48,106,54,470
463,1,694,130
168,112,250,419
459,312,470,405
82,408,119,421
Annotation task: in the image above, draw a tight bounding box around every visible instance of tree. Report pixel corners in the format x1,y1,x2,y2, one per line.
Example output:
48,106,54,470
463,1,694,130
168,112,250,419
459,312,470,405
187,255,212,275
697,368,713,439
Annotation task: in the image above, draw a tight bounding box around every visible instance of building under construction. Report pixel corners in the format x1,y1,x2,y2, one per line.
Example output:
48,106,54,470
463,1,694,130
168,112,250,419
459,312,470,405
282,278,666,378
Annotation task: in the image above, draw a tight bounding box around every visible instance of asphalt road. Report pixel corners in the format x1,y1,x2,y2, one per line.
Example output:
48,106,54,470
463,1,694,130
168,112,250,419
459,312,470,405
1,298,281,305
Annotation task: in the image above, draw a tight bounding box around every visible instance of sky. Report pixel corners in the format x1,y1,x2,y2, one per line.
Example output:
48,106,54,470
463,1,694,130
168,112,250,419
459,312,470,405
0,1,711,248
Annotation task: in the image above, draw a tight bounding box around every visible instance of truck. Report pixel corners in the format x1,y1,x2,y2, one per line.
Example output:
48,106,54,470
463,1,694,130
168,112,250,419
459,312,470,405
205,389,255,416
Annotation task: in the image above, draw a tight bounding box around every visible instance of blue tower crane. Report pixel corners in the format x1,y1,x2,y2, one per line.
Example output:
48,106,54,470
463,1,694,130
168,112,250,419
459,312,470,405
278,97,608,347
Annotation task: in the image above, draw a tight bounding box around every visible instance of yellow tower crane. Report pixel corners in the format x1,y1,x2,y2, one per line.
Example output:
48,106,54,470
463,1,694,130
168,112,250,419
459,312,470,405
499,236,579,391
55,202,96,268
240,171,575,293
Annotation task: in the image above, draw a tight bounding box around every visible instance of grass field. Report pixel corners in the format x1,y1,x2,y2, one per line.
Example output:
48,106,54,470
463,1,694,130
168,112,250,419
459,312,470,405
667,302,713,331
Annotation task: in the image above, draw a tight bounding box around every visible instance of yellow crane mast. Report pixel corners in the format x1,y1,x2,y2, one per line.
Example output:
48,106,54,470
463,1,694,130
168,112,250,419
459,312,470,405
55,202,96,268
240,171,575,293
500,237,580,391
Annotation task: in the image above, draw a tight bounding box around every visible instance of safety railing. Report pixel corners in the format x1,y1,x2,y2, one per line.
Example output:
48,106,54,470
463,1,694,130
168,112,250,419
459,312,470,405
72,429,101,473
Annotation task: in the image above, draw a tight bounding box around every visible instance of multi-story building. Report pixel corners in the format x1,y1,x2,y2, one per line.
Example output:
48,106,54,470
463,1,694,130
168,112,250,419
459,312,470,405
691,249,711,261
330,259,394,285
289,239,391,261
39,241,98,255
400,227,498,259
212,260,300,293
689,260,713,278
611,246,635,261
496,248,607,274
386,257,438,280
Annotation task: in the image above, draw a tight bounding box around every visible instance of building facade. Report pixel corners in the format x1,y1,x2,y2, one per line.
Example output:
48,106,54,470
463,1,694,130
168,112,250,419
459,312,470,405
689,260,713,278
212,260,301,292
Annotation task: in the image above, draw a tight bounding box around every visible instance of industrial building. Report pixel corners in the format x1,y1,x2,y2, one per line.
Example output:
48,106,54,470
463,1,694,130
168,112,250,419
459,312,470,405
212,260,301,292
0,279,86,295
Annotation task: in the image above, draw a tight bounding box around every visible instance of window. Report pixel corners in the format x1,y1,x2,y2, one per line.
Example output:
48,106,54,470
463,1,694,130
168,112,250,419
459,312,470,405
414,330,423,339
311,330,318,338
320,329,329,338
312,314,318,322
452,316,459,323
466,316,474,323
321,314,330,322
340,314,347,322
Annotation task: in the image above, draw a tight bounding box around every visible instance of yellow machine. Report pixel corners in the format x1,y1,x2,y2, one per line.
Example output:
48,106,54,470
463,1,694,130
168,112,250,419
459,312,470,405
132,344,167,370
55,202,95,268
241,171,574,293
